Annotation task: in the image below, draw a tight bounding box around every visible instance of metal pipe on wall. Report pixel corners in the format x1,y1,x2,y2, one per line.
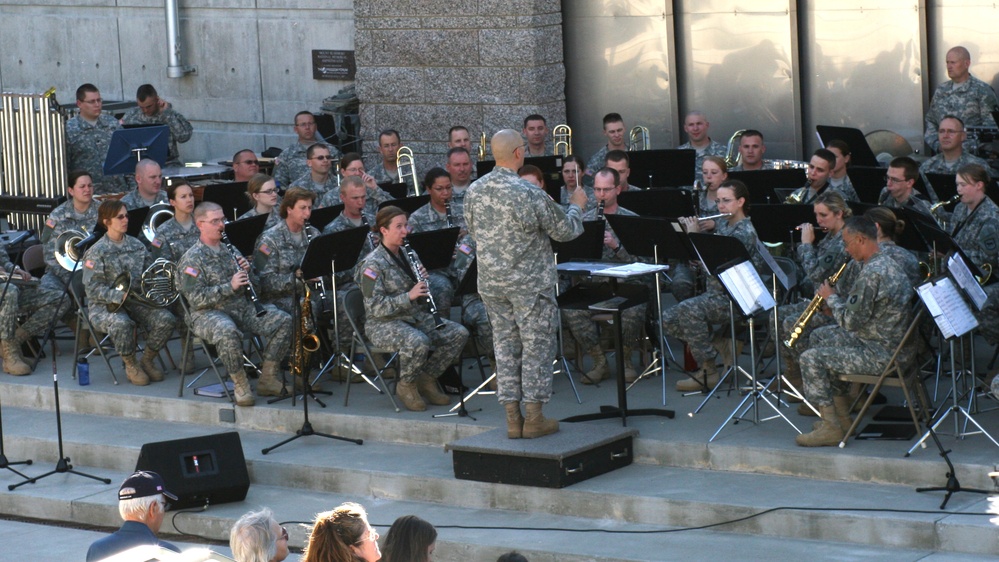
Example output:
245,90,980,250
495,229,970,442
165,0,196,78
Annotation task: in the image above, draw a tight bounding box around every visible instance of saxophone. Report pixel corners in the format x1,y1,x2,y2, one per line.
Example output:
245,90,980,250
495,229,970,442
783,260,849,349
292,277,321,380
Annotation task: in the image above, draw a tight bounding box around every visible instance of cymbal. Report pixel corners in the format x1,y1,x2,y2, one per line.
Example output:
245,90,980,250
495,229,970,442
865,129,913,158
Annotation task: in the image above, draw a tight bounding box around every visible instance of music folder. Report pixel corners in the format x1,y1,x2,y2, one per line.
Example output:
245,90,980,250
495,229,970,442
917,276,978,340
224,213,268,258
404,227,460,270
300,226,369,279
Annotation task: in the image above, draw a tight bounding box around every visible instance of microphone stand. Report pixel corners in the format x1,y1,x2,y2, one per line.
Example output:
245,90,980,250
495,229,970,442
9,337,111,490
0,239,33,478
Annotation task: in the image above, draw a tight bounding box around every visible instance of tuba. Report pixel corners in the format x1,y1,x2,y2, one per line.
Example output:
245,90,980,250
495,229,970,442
54,228,88,271
397,146,419,195
142,203,174,243
629,126,650,152
107,258,180,312
553,124,572,157
724,129,747,169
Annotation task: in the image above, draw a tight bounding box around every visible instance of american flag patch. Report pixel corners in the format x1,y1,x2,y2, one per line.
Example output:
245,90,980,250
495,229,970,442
363,268,378,280
458,243,472,255
151,238,163,248
84,259,95,269
258,243,271,255
45,218,56,228
184,266,199,277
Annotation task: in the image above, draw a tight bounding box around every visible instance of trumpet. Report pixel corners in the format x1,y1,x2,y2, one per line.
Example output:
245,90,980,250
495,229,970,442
142,203,174,243
553,124,572,157
107,258,180,312
220,225,267,317
304,221,332,319
477,131,488,161
397,146,419,195
402,239,445,329
784,260,849,348
629,126,650,151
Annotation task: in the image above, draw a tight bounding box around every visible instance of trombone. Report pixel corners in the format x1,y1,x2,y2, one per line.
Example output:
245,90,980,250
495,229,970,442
477,131,488,161
629,126,650,151
724,129,746,169
553,124,572,157
397,146,419,195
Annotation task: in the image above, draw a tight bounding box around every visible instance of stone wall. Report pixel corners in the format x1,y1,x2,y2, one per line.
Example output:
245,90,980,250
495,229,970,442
354,0,566,169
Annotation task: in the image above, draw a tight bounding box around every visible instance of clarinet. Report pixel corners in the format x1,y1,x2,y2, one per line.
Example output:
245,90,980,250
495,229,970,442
220,227,267,317
304,221,332,318
595,199,605,222
402,238,445,329
445,202,454,228
359,214,379,249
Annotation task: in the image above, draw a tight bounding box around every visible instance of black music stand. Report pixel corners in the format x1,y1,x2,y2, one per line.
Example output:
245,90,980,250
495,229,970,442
202,182,251,221
437,258,485,419
0,236,33,480
404,227,460,270
309,204,344,231
224,214,269,258
816,125,879,167
628,149,696,188
728,169,808,205
126,207,150,239
617,189,695,218
606,214,696,403
379,182,410,199
846,167,890,204
750,204,817,248
379,195,429,216
103,125,169,175
923,172,958,203
304,227,371,390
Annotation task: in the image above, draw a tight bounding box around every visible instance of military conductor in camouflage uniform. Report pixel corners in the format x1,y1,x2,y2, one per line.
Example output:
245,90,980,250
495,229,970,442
465,129,587,439
178,202,293,406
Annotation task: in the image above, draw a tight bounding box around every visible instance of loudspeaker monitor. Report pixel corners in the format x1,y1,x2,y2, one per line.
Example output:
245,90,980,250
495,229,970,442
135,431,249,509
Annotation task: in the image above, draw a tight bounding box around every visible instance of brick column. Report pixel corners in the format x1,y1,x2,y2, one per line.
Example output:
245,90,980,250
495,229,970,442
354,0,566,168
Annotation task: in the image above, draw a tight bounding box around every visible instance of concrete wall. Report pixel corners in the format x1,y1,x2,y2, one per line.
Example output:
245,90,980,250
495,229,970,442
0,0,356,164
354,0,567,170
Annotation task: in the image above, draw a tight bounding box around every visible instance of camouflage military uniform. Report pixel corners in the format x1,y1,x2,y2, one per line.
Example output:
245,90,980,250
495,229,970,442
81,235,177,357
585,145,611,174
119,189,168,210
801,251,913,407
0,238,70,342
252,220,321,314
677,139,726,183
560,185,597,213
924,74,999,153
367,162,400,185
879,241,922,287
562,207,646,351
523,142,554,158
731,160,776,172
797,229,849,293
877,188,935,219
829,175,857,201
40,200,99,291
273,140,337,188
355,244,468,383
289,172,337,198
121,106,193,166
322,214,375,346
465,166,584,404
65,114,128,195
151,217,201,262
949,197,999,272
409,202,470,313
920,151,996,203
663,217,766,366
178,241,292,375
237,207,281,230
316,184,393,217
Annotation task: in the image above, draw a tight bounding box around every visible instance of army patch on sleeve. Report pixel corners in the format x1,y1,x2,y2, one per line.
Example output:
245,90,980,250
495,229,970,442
151,237,163,248
258,243,271,256
84,259,95,269
980,224,998,253
184,266,200,277
363,268,378,280
821,253,835,267
457,243,472,255
45,218,56,229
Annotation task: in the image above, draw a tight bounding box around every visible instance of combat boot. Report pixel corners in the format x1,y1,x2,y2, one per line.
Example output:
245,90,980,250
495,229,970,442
13,327,30,346
795,405,844,447
1,340,31,376
581,346,609,385
396,379,427,412
122,355,149,386
505,401,524,439
230,372,255,407
416,374,450,406
256,360,285,397
833,395,856,437
712,337,743,370
782,363,804,403
140,351,165,382
622,347,639,383
676,359,718,392
523,402,559,438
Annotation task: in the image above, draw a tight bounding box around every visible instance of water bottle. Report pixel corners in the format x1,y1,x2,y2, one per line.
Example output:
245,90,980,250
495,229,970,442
77,357,90,386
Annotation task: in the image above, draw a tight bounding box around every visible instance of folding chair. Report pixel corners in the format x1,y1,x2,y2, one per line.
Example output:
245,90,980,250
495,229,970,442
837,308,931,447
175,296,257,403
343,287,401,412
68,270,119,384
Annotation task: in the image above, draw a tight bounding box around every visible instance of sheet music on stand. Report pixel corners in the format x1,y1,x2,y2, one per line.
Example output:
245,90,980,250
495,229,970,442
594,262,669,278
754,239,789,290
917,277,978,339
717,261,777,317
946,253,987,311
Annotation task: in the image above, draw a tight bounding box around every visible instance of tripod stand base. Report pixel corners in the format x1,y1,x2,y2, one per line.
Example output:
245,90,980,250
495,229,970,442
9,457,111,491
0,454,32,481
261,421,363,455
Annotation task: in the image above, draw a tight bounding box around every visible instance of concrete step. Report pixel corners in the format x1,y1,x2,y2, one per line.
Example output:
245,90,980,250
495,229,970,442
1,406,998,557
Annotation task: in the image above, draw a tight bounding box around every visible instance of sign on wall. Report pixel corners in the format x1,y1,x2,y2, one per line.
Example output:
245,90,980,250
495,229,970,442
312,50,356,80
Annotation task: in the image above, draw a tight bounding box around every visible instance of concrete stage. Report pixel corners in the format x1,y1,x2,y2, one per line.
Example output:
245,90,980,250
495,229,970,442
0,332,998,561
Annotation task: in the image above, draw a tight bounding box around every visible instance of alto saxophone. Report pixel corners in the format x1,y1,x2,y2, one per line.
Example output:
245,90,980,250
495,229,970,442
783,260,849,349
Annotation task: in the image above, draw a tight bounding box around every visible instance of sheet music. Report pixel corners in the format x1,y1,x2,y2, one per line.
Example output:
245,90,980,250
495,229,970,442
947,253,987,311
556,261,611,273
596,262,670,278
916,277,978,339
718,260,777,316
755,239,789,290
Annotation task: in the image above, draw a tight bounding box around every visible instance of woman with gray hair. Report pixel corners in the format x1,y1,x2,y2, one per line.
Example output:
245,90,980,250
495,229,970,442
230,507,289,562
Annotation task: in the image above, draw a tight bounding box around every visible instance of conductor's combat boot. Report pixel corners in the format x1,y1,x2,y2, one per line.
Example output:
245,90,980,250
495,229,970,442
522,402,559,439
676,359,718,392
140,350,165,382
1,340,31,376
256,360,284,397
396,379,427,412
505,401,524,439
417,374,450,406
581,346,609,385
230,372,255,407
795,405,844,447
122,355,149,386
